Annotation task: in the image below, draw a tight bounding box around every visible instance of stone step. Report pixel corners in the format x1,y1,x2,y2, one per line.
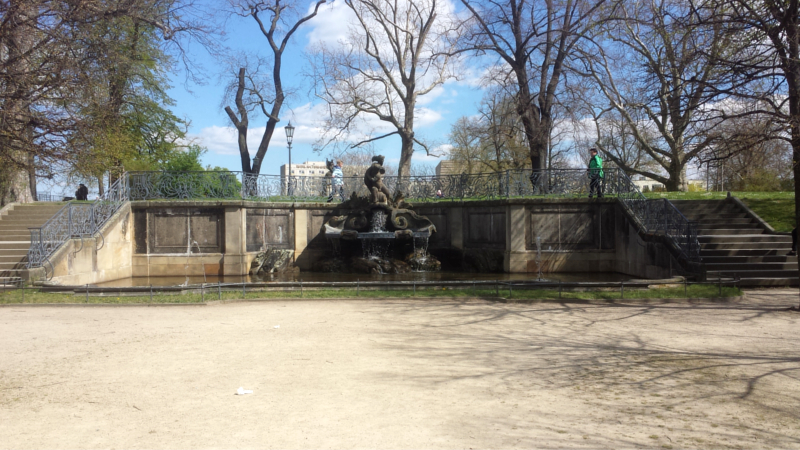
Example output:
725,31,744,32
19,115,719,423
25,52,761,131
698,229,765,235
671,204,738,212
699,235,791,243
735,277,799,287
702,255,796,263
0,255,27,263
701,249,792,257
682,213,750,221
0,261,25,270
705,262,798,271
696,222,761,230
701,243,791,250
0,224,46,231
1,211,62,218
0,235,32,242
0,269,27,278
10,206,65,213
707,269,800,278
0,242,31,251
689,218,755,226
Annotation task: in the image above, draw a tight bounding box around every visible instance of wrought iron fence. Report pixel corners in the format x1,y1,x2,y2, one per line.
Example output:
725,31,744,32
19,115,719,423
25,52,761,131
129,168,638,201
28,176,129,270
35,192,57,202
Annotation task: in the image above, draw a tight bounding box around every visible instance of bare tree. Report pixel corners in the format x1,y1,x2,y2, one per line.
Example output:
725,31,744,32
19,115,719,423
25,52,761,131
224,0,327,175
309,0,458,177
458,0,607,172
447,87,530,173
574,0,734,191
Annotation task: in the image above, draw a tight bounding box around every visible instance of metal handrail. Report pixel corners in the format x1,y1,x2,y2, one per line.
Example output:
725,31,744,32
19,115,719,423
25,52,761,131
27,176,129,269
613,170,700,262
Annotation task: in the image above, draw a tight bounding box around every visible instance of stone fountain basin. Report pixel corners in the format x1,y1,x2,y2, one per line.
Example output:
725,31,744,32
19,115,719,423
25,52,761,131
326,229,432,240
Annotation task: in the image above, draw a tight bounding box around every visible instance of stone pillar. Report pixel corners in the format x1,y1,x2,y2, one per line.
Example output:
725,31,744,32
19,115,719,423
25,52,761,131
293,208,309,263
223,206,247,275
449,207,463,250
504,204,528,272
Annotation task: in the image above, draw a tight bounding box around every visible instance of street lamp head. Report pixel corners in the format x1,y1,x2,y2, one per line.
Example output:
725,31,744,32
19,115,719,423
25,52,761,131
285,121,295,145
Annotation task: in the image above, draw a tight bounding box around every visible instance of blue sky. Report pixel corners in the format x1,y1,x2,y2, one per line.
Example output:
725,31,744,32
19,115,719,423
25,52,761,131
167,0,485,176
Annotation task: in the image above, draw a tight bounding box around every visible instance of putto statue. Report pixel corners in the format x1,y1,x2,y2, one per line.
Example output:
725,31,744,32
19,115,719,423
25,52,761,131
364,155,393,205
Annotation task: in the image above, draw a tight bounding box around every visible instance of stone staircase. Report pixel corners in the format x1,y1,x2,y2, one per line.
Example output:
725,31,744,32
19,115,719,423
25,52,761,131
0,203,65,278
670,199,796,286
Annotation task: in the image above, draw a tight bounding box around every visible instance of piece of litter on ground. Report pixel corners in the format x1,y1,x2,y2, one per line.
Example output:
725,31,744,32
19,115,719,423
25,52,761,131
274,325,280,329
236,387,253,395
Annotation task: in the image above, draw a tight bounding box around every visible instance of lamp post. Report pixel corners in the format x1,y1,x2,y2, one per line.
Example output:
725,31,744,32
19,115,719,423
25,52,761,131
285,121,295,196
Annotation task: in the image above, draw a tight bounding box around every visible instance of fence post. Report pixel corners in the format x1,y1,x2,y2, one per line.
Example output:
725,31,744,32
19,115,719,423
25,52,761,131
558,281,562,299
718,277,722,296
69,205,73,237
85,283,89,303
620,281,624,299
357,279,359,297
218,282,221,300
242,282,246,299
413,282,416,296
505,170,510,198
150,284,153,303
201,284,205,302
21,283,24,302
300,280,303,297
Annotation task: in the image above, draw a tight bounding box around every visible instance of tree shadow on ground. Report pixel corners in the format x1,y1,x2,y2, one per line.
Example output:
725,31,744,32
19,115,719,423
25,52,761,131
361,295,800,447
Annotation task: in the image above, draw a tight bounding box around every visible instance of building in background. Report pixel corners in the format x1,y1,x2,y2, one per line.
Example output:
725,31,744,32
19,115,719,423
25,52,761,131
435,160,464,176
631,175,706,192
280,161,329,179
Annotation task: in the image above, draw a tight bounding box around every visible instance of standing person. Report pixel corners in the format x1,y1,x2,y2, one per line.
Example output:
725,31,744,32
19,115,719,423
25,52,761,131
75,183,88,201
328,160,345,202
587,148,604,198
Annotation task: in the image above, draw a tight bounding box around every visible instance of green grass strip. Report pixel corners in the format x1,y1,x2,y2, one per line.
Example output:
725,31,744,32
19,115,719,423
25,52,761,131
0,284,740,305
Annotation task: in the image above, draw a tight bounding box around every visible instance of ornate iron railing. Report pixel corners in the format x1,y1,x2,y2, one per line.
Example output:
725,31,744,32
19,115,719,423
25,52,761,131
614,171,700,262
27,176,130,270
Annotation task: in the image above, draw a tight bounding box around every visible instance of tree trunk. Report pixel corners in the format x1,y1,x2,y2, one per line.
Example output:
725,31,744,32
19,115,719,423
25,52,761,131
2,163,32,204
27,153,36,201
97,175,105,197
397,134,414,178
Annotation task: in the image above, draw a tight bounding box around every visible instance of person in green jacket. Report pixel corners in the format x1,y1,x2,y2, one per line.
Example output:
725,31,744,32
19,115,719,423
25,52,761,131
587,148,604,198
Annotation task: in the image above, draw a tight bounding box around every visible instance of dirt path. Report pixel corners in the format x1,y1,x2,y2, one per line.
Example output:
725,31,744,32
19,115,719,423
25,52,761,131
2,291,799,449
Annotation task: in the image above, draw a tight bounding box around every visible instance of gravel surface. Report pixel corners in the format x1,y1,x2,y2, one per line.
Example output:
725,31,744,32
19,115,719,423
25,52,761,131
2,290,799,449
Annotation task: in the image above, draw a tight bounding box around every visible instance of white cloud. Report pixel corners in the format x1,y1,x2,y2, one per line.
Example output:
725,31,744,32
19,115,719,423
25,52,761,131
416,86,446,106
304,0,356,50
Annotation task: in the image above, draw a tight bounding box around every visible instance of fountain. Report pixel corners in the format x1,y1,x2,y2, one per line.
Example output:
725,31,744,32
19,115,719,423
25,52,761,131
317,155,440,274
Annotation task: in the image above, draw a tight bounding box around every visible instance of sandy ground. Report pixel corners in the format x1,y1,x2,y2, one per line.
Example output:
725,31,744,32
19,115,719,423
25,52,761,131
1,291,800,449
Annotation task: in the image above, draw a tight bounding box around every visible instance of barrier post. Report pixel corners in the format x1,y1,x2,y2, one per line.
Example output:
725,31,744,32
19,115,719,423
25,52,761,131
218,282,221,300
620,281,624,299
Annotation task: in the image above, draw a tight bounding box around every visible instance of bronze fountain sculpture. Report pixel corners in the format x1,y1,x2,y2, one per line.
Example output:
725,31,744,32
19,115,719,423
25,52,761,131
319,155,440,274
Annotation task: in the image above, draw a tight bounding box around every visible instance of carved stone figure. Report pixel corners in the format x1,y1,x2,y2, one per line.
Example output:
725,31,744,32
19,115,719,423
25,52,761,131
364,155,392,205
